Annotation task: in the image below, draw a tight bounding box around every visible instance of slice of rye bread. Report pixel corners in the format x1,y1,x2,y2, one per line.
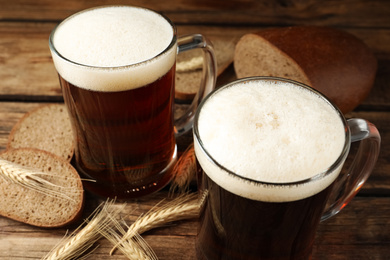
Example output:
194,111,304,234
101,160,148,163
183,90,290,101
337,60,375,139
8,104,74,161
0,148,84,228
234,26,378,114
175,38,236,100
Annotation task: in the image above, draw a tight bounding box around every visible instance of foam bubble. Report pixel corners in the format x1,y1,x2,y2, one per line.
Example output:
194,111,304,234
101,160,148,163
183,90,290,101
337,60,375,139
195,79,347,202
50,6,176,92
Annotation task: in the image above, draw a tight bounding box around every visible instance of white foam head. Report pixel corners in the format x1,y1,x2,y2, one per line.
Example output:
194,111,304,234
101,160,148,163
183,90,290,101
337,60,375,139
50,6,176,92
194,78,348,202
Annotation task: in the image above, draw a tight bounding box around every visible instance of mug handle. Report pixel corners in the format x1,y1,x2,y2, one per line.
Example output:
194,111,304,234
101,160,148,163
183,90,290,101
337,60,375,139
174,34,217,136
321,118,381,221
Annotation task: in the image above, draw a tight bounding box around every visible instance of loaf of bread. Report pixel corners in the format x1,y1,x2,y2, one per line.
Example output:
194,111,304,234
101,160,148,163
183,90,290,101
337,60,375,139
234,26,377,113
0,148,84,227
175,38,236,100
8,104,74,161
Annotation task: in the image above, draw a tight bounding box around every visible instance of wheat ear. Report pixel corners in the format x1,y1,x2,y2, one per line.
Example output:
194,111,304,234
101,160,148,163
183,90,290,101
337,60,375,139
169,143,197,195
0,158,82,202
99,213,158,260
110,192,205,255
42,199,123,260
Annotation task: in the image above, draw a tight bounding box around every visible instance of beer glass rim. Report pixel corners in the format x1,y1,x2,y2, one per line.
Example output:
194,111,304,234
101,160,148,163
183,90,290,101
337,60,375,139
193,76,351,187
48,5,177,70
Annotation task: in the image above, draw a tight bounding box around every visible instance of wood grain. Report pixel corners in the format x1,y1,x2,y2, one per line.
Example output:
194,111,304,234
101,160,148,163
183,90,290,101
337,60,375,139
0,195,388,259
1,23,389,107
0,0,389,28
0,0,389,259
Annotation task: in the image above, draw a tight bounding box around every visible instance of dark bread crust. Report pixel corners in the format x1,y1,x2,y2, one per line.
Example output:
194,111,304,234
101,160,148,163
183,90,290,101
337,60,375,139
234,26,377,113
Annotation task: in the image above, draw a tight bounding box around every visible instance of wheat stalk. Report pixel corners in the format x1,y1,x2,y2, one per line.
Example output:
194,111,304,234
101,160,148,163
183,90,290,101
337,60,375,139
99,213,158,260
42,199,123,260
0,158,81,202
110,192,205,255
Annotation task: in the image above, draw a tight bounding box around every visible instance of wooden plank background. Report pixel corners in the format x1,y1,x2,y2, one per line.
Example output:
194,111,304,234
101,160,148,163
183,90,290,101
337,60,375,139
0,0,389,259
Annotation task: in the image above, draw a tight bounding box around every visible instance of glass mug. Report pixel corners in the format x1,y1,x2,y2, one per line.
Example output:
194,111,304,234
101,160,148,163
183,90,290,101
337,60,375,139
194,77,380,260
49,6,216,200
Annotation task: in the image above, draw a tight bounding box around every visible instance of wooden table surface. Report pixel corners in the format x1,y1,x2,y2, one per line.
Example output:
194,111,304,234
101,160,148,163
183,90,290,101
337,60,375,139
1,0,390,259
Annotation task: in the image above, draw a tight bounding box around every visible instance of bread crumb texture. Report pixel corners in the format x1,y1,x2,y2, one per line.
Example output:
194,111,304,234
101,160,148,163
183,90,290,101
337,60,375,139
175,38,236,100
8,104,74,161
0,148,84,227
234,33,310,85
